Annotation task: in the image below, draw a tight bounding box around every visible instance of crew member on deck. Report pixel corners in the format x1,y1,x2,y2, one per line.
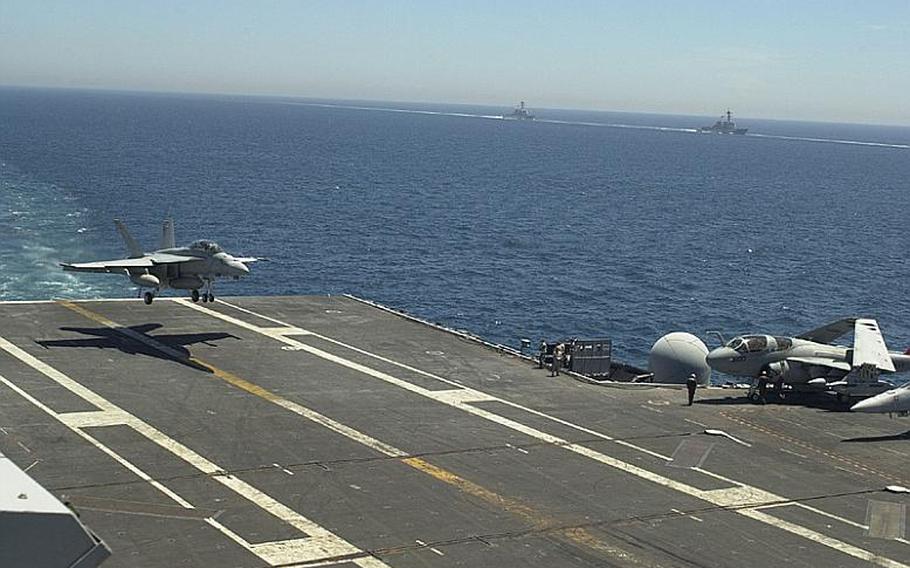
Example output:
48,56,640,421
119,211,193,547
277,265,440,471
686,373,697,406
757,370,770,404
551,343,565,377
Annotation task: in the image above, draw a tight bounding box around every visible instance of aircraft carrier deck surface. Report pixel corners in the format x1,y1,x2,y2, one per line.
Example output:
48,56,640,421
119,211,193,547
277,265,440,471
0,295,907,568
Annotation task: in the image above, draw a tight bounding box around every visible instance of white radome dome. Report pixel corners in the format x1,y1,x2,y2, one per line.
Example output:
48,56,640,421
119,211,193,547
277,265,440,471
649,332,711,385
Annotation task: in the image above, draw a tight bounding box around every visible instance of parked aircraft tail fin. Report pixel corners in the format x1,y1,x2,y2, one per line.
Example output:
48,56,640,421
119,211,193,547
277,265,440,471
853,318,896,373
160,219,176,250
114,219,144,258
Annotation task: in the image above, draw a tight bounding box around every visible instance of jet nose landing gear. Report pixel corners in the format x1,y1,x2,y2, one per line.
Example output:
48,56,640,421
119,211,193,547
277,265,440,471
143,291,156,305
191,289,200,303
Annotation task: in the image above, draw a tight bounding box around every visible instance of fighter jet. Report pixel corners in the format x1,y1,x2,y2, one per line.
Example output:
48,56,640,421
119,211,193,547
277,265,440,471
851,382,910,416
705,318,910,402
61,219,258,304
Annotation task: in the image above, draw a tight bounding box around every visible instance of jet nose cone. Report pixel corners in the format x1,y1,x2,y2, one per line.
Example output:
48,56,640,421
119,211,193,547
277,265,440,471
851,394,889,413
226,259,250,276
705,347,740,374
705,347,730,368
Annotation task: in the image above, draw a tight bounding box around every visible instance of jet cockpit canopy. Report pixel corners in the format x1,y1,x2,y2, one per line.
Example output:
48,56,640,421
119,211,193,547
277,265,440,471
726,335,792,353
190,240,223,254
726,335,768,353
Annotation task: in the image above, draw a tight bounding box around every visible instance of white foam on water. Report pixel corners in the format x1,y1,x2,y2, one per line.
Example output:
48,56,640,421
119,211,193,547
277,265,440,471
749,133,909,149
286,101,503,122
0,164,124,301
284,101,909,149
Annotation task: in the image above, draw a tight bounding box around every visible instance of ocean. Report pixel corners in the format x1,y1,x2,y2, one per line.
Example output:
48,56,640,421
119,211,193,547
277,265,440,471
1,87,908,367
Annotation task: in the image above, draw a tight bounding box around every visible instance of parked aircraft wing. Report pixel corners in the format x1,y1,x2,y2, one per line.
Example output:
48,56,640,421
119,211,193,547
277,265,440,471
796,318,857,344
787,357,852,372
233,257,264,263
61,258,155,273
853,318,896,372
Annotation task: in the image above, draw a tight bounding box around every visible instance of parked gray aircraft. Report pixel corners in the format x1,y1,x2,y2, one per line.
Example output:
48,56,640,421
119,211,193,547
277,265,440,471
705,318,910,401
62,219,258,304
851,382,910,416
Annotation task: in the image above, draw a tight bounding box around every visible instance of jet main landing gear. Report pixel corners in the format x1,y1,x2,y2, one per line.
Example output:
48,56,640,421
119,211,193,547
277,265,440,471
198,280,215,303
143,290,156,305
190,289,214,303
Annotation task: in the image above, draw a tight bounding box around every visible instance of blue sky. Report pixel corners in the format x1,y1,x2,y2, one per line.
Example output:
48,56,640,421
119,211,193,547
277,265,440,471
1,1,908,124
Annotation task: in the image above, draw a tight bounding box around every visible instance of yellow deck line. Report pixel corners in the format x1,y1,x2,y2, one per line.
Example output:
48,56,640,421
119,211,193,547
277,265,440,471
55,300,649,563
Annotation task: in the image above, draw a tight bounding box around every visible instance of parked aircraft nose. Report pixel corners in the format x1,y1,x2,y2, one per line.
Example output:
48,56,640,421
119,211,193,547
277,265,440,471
705,347,737,372
850,392,895,413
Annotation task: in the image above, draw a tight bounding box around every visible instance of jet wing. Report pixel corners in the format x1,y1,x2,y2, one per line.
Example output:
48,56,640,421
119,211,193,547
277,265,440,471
853,318,896,372
146,252,198,264
61,258,155,273
787,357,852,372
233,257,265,263
796,318,857,344
61,253,196,273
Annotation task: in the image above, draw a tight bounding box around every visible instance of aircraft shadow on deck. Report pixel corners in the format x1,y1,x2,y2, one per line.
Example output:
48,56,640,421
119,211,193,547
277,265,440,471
841,431,910,443
35,324,241,374
695,393,853,412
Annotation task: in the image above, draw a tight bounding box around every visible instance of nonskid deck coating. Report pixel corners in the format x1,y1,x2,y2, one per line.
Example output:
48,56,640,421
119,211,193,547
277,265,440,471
0,296,907,568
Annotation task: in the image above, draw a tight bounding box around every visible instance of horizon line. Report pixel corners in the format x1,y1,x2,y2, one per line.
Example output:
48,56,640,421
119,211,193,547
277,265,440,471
1,82,908,129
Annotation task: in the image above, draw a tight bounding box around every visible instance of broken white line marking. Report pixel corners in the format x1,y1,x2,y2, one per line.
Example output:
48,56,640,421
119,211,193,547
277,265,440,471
671,508,704,523
182,300,910,568
0,334,387,568
704,429,752,447
272,463,295,476
780,448,809,459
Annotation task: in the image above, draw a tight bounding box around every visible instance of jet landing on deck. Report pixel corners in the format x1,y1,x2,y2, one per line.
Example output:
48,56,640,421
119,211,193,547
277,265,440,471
706,318,910,402
62,219,261,304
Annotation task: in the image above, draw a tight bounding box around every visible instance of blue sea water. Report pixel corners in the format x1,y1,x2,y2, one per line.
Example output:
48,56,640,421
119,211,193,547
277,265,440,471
1,87,908,367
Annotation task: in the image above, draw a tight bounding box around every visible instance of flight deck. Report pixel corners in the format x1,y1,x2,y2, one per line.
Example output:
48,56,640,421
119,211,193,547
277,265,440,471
0,295,907,567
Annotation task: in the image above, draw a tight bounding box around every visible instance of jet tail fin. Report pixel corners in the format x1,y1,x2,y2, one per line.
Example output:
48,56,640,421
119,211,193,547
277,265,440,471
853,318,896,373
114,219,144,258
160,219,176,249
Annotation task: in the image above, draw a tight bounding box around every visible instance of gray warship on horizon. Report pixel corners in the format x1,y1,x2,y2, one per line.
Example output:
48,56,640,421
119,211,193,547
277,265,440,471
503,100,535,120
700,109,748,134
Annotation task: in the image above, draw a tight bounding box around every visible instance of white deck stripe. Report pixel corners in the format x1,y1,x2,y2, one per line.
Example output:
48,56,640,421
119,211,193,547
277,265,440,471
58,301,408,461
0,373,197,510
268,396,407,458
58,410,129,428
182,299,910,567
0,335,386,568
763,502,910,546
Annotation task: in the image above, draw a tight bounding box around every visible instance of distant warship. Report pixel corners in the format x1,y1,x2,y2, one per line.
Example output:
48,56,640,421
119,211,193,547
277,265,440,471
503,101,535,120
700,109,747,134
